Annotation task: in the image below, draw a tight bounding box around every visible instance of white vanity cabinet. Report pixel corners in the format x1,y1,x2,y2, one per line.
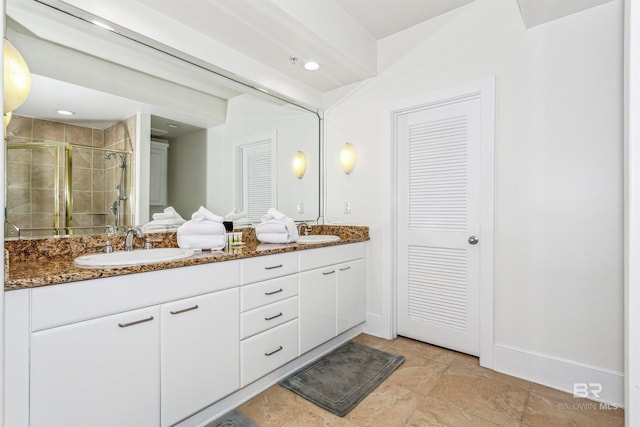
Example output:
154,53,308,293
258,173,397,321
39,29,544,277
239,253,300,386
299,243,366,354
6,242,368,426
12,261,241,427
336,258,366,334
30,306,161,427
298,266,337,354
160,288,239,427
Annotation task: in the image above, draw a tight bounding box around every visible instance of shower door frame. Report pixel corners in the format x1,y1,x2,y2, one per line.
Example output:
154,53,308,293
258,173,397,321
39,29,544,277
5,141,132,237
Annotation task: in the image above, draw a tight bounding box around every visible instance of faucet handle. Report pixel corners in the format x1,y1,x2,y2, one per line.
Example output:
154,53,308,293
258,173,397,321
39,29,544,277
143,238,162,249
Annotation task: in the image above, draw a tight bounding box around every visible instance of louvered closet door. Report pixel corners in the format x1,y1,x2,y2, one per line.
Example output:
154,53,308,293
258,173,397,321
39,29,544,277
242,141,274,222
397,98,481,356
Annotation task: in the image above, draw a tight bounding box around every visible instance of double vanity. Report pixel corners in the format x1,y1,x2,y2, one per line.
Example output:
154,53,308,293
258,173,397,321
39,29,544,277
4,226,368,427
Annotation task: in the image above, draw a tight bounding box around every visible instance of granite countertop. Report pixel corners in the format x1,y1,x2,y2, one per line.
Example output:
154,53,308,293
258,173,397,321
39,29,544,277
4,225,369,291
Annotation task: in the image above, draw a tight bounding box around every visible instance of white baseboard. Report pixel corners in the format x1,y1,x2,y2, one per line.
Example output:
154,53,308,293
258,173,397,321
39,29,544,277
493,344,624,407
363,312,391,339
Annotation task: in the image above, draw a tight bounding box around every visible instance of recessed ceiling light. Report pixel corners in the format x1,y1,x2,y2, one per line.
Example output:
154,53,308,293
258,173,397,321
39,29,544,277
56,110,75,116
167,123,179,129
304,61,320,71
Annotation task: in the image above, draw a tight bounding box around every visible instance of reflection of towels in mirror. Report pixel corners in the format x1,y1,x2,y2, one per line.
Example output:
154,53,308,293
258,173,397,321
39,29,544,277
224,210,246,221
152,206,184,221
143,206,186,232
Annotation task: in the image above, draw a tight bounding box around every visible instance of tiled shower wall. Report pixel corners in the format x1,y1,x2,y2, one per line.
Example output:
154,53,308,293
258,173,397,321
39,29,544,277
6,115,136,237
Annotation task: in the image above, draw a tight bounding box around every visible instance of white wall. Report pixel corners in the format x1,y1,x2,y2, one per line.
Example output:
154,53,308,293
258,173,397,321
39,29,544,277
324,0,624,392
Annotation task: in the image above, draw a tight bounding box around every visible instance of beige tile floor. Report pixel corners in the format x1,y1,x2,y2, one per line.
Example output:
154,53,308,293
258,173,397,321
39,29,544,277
238,334,624,427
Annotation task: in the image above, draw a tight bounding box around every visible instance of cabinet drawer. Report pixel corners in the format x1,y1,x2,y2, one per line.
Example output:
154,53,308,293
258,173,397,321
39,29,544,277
299,242,365,271
241,252,298,284
241,275,298,311
31,261,240,331
241,319,298,386
241,296,298,339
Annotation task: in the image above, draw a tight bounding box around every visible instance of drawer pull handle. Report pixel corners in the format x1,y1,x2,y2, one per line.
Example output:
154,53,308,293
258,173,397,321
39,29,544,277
265,264,283,270
265,346,283,356
339,266,351,271
265,312,283,321
265,288,283,296
170,304,199,315
118,316,154,328
322,270,336,275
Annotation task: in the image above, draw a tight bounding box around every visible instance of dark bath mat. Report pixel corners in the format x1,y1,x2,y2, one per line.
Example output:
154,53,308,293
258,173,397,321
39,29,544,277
205,409,261,427
279,341,405,417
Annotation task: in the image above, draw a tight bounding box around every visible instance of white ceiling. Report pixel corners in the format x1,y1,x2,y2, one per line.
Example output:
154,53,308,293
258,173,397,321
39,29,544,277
12,0,617,130
334,0,474,39
131,0,616,92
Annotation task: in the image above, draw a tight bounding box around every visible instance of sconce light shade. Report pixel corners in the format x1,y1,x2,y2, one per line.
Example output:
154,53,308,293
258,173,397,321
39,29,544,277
340,143,356,174
4,111,12,130
292,151,307,179
4,38,32,113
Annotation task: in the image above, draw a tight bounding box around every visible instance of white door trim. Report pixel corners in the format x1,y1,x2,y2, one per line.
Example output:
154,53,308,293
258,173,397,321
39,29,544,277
385,77,495,368
625,0,640,422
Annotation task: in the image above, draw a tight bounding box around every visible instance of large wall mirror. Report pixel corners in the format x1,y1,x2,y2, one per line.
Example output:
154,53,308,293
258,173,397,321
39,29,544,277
4,0,321,238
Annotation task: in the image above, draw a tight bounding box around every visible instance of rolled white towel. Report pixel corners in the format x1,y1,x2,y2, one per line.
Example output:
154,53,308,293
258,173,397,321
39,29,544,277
256,232,297,244
177,233,226,250
225,210,247,221
192,206,223,223
152,206,184,221
145,218,186,226
141,223,181,233
261,208,286,222
177,220,226,236
255,220,287,234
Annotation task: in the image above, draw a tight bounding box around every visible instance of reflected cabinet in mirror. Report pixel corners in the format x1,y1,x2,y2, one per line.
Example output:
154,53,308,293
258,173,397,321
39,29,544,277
4,0,321,238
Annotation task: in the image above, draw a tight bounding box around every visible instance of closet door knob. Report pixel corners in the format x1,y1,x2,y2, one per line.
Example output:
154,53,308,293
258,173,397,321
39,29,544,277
468,236,479,245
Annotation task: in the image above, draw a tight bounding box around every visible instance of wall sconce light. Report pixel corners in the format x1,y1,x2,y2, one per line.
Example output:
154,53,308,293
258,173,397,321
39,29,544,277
4,38,32,111
292,151,307,179
340,143,356,174
4,38,32,130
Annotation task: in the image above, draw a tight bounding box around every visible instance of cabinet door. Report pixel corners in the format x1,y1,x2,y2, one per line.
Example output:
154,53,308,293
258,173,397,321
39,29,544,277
30,307,160,427
299,267,337,354
161,288,240,426
337,259,366,334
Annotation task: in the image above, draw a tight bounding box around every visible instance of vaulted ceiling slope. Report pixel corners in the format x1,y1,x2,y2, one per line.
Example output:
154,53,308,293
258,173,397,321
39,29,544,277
55,0,617,97
127,0,618,92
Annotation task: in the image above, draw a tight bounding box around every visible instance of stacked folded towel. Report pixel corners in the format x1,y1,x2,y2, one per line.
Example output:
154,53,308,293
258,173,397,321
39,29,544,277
177,206,226,250
255,208,299,244
142,206,186,232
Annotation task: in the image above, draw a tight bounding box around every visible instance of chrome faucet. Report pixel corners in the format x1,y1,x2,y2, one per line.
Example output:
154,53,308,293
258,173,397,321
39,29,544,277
297,222,311,236
124,227,144,251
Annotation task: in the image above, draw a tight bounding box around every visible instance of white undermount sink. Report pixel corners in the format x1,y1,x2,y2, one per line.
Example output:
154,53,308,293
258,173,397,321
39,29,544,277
297,235,340,244
74,248,195,268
